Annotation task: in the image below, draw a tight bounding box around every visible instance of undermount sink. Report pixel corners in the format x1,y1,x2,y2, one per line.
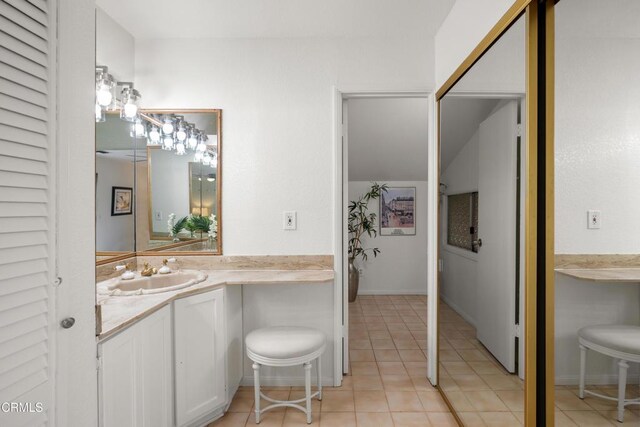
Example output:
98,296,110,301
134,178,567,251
98,270,208,296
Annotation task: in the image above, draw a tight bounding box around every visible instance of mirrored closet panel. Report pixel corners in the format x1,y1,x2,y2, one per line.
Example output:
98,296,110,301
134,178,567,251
438,14,526,425
554,0,640,424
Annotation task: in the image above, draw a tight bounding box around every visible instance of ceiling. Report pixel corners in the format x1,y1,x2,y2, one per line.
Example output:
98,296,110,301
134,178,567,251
347,97,428,182
96,0,455,39
440,97,500,170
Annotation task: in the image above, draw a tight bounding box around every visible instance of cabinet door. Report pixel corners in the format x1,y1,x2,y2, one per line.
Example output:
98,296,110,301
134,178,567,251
100,327,137,427
99,306,173,427
174,288,226,426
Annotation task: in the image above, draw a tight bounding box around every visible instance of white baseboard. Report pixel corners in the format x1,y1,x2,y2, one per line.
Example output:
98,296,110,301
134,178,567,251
555,373,640,386
241,375,335,387
440,293,476,328
358,289,427,296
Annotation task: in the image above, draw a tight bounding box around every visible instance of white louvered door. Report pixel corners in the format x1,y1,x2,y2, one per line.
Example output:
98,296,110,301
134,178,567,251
0,1,55,426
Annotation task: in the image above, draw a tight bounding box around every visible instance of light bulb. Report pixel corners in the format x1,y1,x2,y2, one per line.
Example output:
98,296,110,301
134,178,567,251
148,126,160,143
162,119,174,134
163,135,174,150
194,151,203,162
196,142,206,152
175,142,186,155
96,86,112,107
202,153,211,166
123,101,137,119
187,135,198,150
95,103,105,122
176,123,187,141
198,177,202,181
206,177,215,182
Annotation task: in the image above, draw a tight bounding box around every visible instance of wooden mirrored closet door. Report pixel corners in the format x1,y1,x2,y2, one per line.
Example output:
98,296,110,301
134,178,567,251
434,1,555,425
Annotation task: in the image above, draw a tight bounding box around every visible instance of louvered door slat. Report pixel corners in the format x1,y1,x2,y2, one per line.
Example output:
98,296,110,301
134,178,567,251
0,272,47,296
0,94,47,121
0,203,48,218
0,63,47,94
0,123,47,147
0,140,47,162
0,319,46,351
0,32,48,68
0,0,52,420
0,77,48,108
0,109,47,134
3,0,48,27
0,217,48,234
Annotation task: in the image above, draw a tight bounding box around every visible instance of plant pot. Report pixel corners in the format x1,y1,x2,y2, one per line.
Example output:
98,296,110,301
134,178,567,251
348,258,359,303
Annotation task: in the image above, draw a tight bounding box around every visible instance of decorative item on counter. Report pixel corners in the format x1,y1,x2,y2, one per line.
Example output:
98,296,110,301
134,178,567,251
158,259,172,274
347,182,388,302
115,262,135,280
184,214,212,238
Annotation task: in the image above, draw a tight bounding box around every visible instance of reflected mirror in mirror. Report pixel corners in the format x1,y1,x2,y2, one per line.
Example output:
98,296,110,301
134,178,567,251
96,113,137,260
142,110,221,253
554,1,640,424
438,14,526,425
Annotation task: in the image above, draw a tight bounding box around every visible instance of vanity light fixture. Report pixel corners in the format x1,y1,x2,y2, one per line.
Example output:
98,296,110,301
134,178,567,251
95,103,106,122
95,66,115,108
176,119,188,142
131,118,147,139
162,116,175,134
175,141,186,155
162,134,175,150
187,128,199,150
202,152,212,166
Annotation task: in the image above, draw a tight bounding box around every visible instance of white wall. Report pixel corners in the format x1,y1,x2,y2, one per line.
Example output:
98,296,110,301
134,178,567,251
149,149,191,233
96,7,135,81
440,130,479,324
434,0,516,90
134,36,434,255
96,156,135,251
554,0,640,385
348,181,428,295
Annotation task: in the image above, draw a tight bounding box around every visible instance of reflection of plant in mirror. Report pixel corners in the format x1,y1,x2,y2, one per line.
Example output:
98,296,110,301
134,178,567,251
185,214,212,237
208,214,218,240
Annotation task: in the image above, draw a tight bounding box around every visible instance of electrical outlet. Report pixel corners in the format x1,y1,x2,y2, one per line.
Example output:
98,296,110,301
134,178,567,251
587,210,601,229
154,211,162,221
283,211,297,230
358,268,364,276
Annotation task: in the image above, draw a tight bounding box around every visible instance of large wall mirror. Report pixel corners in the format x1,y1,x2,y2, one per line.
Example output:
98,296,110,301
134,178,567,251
437,12,527,426
95,107,222,264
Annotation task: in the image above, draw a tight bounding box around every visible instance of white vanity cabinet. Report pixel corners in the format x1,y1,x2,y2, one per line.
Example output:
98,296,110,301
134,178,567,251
98,305,173,427
174,288,226,427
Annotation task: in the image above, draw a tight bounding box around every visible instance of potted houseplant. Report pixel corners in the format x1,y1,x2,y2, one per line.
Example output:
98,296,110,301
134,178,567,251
348,182,387,302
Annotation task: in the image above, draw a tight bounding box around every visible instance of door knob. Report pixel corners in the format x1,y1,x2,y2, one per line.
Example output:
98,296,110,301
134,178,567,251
473,238,483,248
60,317,75,329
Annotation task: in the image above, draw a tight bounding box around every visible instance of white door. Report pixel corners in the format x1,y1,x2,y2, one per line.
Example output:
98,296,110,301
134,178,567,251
0,2,55,426
476,100,518,373
174,288,226,426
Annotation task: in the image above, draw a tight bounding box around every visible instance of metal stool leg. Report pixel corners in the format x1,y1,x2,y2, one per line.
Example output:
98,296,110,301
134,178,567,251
579,344,587,399
304,361,312,424
253,362,261,424
317,355,322,401
618,359,628,422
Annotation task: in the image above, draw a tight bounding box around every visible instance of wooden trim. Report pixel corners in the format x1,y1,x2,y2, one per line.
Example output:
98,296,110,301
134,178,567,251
435,0,532,100
544,1,555,424
524,3,538,425
96,252,136,266
144,238,208,252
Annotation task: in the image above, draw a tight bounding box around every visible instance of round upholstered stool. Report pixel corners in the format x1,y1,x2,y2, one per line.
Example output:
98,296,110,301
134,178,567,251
578,324,640,422
246,326,326,424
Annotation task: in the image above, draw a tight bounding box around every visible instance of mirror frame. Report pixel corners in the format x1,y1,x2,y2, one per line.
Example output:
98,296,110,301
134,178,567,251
96,108,223,265
434,1,555,425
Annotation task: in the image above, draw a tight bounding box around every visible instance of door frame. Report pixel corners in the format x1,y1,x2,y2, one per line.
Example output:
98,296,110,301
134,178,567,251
332,89,432,381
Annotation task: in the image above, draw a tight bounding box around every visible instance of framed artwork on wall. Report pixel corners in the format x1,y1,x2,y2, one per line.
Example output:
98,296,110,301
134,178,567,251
380,187,416,236
111,186,133,216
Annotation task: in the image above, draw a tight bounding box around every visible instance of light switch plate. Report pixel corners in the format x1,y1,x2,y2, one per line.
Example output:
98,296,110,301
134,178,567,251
587,210,601,229
283,211,297,230
154,211,162,221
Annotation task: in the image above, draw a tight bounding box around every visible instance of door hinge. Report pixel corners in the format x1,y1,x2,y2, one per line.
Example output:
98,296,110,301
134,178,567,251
516,123,522,138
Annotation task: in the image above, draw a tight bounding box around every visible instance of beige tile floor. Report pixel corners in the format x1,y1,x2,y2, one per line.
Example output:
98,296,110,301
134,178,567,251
210,295,457,426
440,300,640,426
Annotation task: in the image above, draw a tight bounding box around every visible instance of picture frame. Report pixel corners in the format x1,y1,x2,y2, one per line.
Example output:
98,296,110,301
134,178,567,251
111,186,133,216
380,187,416,236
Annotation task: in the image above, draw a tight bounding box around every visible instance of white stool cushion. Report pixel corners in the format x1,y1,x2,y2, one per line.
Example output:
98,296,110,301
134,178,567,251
578,325,640,355
246,326,326,360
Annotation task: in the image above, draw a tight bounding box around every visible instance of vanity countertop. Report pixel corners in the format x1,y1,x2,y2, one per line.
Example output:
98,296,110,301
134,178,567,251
555,268,640,283
97,269,334,341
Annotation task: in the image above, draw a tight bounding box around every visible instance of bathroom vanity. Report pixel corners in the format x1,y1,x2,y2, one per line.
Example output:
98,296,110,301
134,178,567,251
96,267,334,427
